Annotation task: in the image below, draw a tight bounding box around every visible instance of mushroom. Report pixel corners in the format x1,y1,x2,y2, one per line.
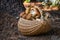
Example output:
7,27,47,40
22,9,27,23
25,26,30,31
22,14,27,19
25,7,31,14
26,13,32,20
20,12,25,17
30,7,41,19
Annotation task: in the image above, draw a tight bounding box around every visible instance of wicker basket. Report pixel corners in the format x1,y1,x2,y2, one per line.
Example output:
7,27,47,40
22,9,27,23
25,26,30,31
18,6,52,35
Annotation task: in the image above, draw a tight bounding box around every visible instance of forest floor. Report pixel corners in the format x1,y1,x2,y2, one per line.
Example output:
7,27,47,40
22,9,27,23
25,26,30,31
0,12,60,40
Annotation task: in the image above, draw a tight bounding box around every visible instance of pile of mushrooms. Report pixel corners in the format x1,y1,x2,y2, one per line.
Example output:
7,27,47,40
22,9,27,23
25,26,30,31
20,6,51,21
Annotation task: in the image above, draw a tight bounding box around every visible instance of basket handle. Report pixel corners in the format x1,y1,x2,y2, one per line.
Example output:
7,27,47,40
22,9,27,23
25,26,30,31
34,6,44,20
34,6,51,20
28,5,49,20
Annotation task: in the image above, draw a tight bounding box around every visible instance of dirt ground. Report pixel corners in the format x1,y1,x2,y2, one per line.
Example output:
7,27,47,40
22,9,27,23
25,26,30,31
0,12,60,40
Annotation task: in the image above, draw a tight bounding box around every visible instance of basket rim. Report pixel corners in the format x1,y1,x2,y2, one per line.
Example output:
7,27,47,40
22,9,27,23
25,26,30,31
20,18,42,22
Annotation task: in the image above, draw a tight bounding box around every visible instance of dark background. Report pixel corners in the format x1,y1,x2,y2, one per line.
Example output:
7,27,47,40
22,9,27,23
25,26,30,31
0,0,25,19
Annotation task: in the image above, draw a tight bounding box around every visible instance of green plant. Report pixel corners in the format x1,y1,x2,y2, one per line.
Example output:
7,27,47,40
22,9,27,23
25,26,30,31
50,0,60,6
42,0,60,7
25,0,30,3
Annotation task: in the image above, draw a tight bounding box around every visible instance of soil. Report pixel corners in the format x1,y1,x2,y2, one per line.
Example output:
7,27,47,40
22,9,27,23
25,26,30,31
0,11,60,40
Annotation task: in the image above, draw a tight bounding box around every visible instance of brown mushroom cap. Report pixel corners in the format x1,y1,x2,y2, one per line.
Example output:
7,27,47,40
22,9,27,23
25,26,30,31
20,12,25,17
51,6,59,10
26,13,32,20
